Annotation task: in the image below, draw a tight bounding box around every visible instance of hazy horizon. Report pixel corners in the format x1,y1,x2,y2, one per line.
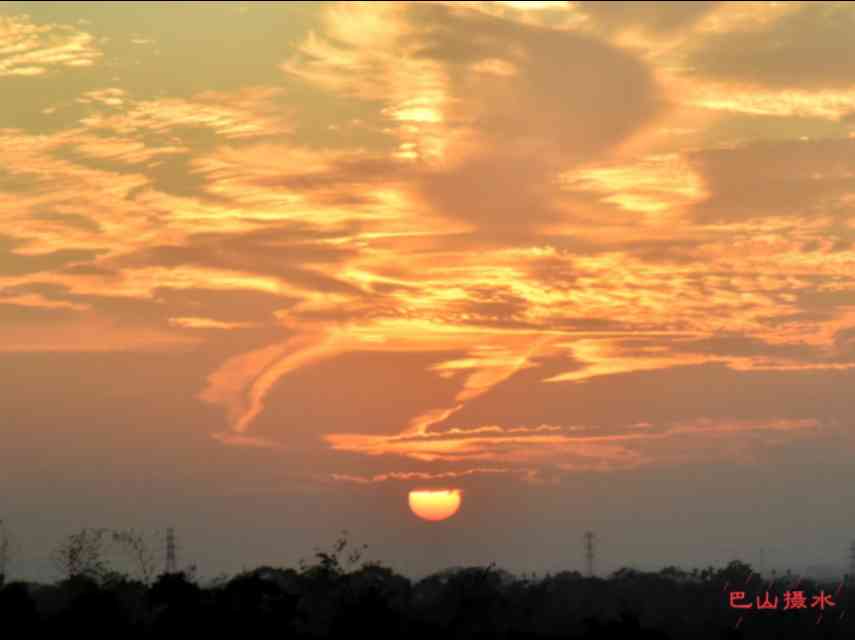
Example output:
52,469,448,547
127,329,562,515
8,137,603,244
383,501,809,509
3,1,855,585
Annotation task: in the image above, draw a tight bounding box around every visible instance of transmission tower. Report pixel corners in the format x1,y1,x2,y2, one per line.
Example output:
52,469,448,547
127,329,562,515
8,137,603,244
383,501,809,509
584,531,595,577
165,527,177,574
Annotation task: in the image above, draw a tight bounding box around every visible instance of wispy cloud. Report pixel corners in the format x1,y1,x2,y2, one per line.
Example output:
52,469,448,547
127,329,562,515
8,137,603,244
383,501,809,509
4,2,855,485
0,14,100,77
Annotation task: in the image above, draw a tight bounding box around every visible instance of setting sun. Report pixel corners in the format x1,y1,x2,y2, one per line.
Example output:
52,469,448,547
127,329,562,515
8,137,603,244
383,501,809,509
408,489,462,522
4,4,855,620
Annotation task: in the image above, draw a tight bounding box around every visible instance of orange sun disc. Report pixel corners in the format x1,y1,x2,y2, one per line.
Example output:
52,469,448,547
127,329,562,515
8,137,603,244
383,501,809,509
408,489,462,521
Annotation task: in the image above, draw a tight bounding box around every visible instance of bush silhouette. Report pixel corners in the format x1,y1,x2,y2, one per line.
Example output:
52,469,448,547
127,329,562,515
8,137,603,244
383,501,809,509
8,532,853,640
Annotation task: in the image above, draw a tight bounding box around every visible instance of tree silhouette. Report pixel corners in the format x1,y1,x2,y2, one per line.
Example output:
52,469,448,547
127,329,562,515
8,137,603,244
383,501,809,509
51,527,112,582
0,581,39,630
299,529,369,578
9,525,852,639
111,528,158,585
715,559,755,584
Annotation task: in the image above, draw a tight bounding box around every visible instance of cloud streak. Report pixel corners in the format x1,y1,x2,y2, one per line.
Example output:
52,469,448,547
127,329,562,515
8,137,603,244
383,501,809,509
0,14,100,77
4,2,855,487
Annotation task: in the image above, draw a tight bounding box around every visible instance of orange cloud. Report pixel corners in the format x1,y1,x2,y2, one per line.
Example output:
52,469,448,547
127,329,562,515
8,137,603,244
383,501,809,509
330,467,514,484
168,317,261,331
5,1,855,488
79,87,292,140
0,14,100,77
323,417,819,470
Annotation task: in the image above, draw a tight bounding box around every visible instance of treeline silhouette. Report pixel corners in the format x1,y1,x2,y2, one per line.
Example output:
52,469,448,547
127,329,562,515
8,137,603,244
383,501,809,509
0,528,850,639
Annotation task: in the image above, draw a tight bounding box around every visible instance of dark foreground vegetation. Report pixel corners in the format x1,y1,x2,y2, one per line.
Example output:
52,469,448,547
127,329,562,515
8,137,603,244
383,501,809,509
0,530,850,639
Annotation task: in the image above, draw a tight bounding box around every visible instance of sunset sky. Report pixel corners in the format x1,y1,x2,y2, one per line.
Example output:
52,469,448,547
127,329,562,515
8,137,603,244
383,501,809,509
3,1,855,582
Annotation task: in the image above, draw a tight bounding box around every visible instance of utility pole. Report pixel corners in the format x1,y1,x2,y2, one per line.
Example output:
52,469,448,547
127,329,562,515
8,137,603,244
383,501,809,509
165,527,177,574
0,520,9,587
848,541,855,582
584,531,595,578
